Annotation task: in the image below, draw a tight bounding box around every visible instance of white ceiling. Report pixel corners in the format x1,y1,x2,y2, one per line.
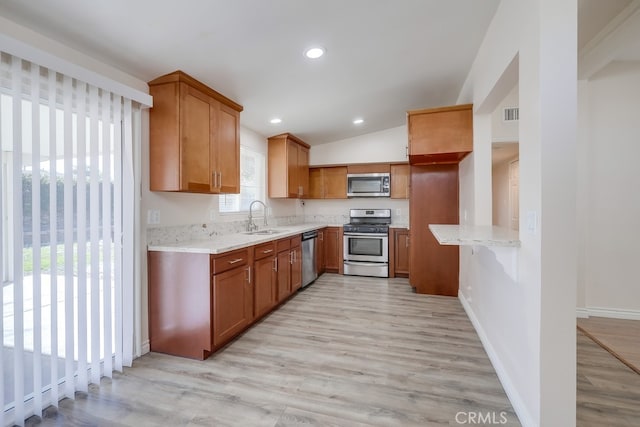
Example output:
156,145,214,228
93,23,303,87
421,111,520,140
0,0,500,144
0,1,637,145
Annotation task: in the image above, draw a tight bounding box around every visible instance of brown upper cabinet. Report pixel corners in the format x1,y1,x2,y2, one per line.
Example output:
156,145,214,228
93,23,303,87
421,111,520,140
268,133,310,198
148,70,242,193
407,104,473,165
390,163,410,199
309,166,348,199
346,163,391,174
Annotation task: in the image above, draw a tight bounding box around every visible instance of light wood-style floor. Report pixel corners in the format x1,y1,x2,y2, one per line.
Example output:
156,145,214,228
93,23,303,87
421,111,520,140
577,317,640,375
24,274,640,426
27,274,519,426
577,329,640,426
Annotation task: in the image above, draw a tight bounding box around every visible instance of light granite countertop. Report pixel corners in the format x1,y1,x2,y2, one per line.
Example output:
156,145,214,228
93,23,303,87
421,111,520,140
428,224,520,247
148,223,329,254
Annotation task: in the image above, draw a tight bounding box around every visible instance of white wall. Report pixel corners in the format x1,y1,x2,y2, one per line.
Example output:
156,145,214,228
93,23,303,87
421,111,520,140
492,158,514,228
491,85,519,143
310,125,407,165
582,61,640,313
456,1,578,426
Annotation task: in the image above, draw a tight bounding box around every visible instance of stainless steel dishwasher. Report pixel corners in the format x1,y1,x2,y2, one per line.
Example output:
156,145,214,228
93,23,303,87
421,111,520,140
301,230,318,288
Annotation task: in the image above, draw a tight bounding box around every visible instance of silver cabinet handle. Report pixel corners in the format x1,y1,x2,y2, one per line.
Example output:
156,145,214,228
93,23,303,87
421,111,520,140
406,236,410,248
245,266,251,283
262,249,273,254
212,171,217,189
228,258,244,264
218,172,222,189
290,251,294,265
273,257,278,272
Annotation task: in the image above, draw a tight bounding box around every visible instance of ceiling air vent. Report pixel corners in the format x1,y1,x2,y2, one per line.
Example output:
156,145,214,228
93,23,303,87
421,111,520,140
503,107,519,122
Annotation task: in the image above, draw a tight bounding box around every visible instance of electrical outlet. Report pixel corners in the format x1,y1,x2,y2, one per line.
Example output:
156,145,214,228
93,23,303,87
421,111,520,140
147,209,160,225
395,208,402,216
209,209,216,221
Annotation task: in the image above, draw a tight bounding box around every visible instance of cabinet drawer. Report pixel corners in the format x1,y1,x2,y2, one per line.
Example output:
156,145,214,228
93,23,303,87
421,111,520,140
254,241,276,260
276,238,291,253
211,248,249,275
289,235,301,247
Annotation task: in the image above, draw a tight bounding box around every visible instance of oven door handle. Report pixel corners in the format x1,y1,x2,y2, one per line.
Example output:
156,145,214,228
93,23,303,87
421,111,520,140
344,260,389,266
343,232,388,237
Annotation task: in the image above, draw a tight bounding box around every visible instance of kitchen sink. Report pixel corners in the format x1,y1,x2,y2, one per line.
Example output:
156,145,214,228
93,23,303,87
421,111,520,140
244,229,290,235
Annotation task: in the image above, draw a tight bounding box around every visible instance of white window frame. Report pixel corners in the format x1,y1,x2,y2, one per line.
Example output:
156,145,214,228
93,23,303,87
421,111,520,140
218,145,266,215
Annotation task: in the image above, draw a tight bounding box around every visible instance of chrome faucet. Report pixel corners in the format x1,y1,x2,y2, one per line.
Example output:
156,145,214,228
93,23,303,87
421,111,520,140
247,200,268,232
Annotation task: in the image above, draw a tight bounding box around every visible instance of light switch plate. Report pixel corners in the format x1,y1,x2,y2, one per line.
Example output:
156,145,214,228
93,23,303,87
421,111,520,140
526,211,537,234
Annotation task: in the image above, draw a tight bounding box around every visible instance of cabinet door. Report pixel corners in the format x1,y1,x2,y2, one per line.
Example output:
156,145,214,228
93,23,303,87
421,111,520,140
394,229,410,276
298,145,309,197
276,250,291,302
409,164,459,296
390,164,410,199
316,229,326,275
287,141,299,198
324,227,342,273
308,168,324,199
290,245,302,292
408,105,472,156
216,102,241,193
254,256,277,318
323,166,347,199
212,265,251,347
180,84,212,192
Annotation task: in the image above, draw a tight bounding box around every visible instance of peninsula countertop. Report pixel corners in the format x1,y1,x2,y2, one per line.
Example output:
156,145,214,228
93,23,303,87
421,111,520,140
147,223,329,254
428,224,520,247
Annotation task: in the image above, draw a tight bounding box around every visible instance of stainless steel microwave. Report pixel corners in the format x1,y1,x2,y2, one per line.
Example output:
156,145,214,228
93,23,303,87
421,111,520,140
347,173,390,197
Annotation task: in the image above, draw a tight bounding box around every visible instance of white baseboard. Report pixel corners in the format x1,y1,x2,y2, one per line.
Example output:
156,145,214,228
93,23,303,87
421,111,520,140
576,308,589,318
577,306,640,321
458,292,535,427
141,340,150,355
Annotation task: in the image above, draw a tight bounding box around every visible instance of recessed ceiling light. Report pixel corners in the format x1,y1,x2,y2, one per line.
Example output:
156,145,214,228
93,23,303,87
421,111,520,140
353,118,364,125
270,118,282,124
304,47,325,59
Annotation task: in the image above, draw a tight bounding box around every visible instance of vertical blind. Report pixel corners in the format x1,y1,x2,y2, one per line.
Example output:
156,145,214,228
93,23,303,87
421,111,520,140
0,50,139,426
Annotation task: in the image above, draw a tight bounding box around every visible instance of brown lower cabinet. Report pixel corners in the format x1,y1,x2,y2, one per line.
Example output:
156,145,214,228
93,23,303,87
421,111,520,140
324,226,343,274
253,243,277,319
148,248,252,360
275,236,302,303
390,228,410,278
316,228,326,275
409,164,459,296
290,239,302,292
212,264,252,347
148,230,323,360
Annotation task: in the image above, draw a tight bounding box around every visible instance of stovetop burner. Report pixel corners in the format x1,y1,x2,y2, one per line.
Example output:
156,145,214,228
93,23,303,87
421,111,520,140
344,208,391,234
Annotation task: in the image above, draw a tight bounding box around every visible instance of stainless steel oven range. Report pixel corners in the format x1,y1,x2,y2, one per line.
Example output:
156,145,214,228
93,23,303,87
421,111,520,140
343,208,391,278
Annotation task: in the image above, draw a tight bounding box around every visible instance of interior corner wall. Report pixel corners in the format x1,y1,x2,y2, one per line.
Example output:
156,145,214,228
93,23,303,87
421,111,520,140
491,85,520,142
576,79,589,310
492,159,512,228
457,1,578,426
583,61,640,313
309,125,407,165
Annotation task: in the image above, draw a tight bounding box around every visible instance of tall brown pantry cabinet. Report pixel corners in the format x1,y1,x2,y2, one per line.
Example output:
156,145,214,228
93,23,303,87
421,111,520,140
407,104,472,296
